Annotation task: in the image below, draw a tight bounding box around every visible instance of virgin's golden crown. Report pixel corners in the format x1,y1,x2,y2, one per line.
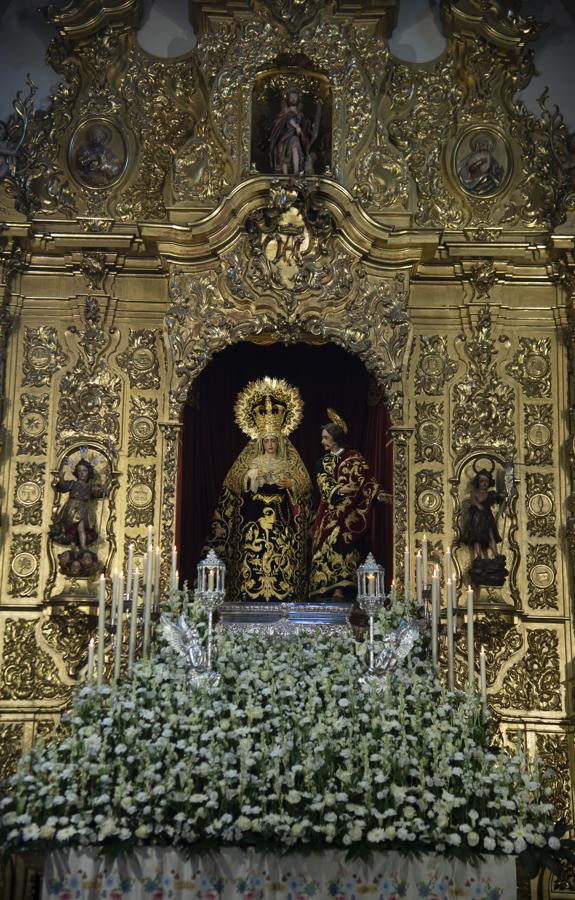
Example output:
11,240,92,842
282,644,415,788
234,377,303,440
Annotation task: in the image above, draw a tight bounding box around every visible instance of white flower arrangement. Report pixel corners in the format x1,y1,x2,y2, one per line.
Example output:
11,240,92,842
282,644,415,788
0,591,565,869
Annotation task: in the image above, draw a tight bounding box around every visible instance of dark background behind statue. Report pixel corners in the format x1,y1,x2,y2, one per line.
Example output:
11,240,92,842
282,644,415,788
180,341,392,590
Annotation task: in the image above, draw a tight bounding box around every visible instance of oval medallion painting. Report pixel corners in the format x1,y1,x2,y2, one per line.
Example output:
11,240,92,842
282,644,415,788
69,118,126,188
454,127,511,198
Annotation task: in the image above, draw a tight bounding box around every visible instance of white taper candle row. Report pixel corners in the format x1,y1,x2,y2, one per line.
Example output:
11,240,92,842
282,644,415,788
86,541,179,686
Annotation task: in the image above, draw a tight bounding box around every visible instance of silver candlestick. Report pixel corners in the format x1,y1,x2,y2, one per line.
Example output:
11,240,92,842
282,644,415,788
197,549,226,669
356,553,385,676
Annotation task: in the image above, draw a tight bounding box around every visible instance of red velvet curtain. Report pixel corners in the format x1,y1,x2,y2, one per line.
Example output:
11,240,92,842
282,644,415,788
179,341,393,590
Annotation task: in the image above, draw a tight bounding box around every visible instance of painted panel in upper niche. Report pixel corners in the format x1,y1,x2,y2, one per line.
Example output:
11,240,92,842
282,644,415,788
453,127,511,198
68,118,127,189
251,70,332,177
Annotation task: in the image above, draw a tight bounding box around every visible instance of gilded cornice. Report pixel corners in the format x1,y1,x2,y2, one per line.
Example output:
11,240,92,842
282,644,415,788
147,177,440,267
441,0,543,52
43,0,143,43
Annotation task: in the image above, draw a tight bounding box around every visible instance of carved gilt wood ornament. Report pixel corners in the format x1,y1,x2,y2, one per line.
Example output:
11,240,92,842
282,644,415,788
0,0,574,870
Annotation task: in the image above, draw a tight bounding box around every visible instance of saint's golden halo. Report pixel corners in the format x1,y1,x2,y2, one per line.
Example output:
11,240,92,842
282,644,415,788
327,407,348,433
234,376,304,440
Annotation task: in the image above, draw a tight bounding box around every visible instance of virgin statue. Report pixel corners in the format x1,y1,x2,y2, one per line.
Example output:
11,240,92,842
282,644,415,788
206,377,312,602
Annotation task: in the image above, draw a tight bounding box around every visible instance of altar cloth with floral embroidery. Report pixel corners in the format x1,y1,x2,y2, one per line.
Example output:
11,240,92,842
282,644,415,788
43,847,515,899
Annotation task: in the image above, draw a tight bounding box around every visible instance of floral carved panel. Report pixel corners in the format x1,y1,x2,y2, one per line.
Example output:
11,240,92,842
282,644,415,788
506,338,551,398
17,394,49,456
490,629,562,712
415,336,458,396
524,404,553,466
526,544,558,611
22,327,67,388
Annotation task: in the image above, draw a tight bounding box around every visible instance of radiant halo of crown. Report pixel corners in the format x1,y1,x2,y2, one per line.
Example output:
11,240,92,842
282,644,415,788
234,376,304,439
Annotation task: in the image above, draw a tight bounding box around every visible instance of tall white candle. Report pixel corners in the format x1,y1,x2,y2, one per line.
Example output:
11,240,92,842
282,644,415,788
480,645,487,712
97,573,106,687
144,545,153,625
446,578,454,690
154,546,160,612
421,534,428,589
467,586,474,690
110,569,118,627
87,638,95,684
143,581,152,658
147,524,153,552
404,544,410,600
170,546,177,593
128,568,140,673
142,552,148,588
416,550,422,603
431,565,439,668
450,577,457,633
126,543,134,609
114,574,124,681
445,545,453,588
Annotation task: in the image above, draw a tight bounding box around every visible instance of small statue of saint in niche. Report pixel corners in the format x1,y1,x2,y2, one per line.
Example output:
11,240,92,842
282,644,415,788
73,123,122,187
269,87,310,176
50,458,107,577
461,467,508,587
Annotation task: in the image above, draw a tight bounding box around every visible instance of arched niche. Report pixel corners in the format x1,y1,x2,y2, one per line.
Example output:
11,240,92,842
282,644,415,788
178,340,393,588
161,261,414,591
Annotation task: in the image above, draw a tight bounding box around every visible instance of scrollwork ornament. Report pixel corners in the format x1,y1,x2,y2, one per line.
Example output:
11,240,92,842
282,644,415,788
0,619,70,701
22,327,67,387
173,119,229,203
13,461,45,526
40,606,95,679
353,143,410,209
525,472,556,538
126,464,155,528
159,421,182,589
68,296,112,371
0,722,24,780
8,532,41,597
79,252,107,291
468,259,497,300
128,396,158,457
17,393,49,456
415,469,443,534
166,264,410,426
117,330,160,390
390,428,411,577
415,336,458,396
415,403,444,463
225,181,350,318
451,306,515,460
524,404,553,466
474,615,523,686
535,733,572,823
490,629,562,712
506,337,551,398
526,543,558,610
57,359,121,448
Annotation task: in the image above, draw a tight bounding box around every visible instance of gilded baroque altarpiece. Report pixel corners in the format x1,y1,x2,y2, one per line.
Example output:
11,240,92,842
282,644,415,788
0,0,574,891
